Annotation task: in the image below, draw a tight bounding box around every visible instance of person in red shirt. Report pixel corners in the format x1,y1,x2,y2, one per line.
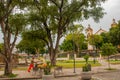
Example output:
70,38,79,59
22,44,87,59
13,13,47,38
28,57,34,72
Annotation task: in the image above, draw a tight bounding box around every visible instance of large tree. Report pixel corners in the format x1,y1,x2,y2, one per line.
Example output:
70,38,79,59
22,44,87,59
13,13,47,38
16,31,46,55
27,0,106,65
0,0,29,75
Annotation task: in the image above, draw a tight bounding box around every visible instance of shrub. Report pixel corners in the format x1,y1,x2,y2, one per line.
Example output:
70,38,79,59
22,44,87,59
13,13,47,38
82,64,91,72
44,61,51,75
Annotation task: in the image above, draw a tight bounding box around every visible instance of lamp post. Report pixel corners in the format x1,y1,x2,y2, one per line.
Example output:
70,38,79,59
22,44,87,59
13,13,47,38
72,34,76,73
71,23,76,73
73,55,76,73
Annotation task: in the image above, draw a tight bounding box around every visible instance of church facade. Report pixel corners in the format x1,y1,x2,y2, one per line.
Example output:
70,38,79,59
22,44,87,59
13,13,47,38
86,19,117,50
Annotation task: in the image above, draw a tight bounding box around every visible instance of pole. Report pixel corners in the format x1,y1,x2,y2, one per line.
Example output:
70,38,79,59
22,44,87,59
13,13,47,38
72,24,76,73
73,39,76,73
73,54,76,73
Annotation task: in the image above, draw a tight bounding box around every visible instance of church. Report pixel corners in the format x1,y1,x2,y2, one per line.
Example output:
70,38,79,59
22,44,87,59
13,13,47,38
86,19,117,50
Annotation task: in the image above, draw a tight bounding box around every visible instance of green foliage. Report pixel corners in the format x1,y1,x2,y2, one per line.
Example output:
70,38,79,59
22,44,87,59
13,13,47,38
60,32,86,52
16,31,46,54
84,54,89,64
109,60,120,65
109,21,120,46
56,60,100,68
57,60,97,63
7,73,18,78
100,32,111,43
1,73,18,78
9,14,27,34
89,34,103,49
60,40,73,51
22,30,47,40
101,43,117,69
44,62,51,75
82,64,91,72
101,43,117,56
83,54,91,72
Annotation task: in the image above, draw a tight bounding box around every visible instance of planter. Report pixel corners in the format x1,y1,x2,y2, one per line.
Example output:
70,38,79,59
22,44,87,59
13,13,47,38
42,74,53,80
81,71,92,80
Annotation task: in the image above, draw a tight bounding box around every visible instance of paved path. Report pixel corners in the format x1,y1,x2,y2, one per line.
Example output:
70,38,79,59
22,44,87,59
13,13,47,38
1,68,120,80
0,58,120,80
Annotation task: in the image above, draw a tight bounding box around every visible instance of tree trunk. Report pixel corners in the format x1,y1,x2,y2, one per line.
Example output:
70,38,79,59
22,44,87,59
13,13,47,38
50,54,56,66
4,60,12,75
49,48,56,66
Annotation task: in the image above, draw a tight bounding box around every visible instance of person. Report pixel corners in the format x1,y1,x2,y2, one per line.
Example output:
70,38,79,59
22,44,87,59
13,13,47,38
28,57,34,72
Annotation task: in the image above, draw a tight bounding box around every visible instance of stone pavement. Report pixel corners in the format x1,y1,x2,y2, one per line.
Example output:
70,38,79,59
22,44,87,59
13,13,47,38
0,67,120,80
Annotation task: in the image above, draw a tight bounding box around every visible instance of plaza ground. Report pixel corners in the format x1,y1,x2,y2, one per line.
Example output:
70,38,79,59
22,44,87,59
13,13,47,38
0,58,120,80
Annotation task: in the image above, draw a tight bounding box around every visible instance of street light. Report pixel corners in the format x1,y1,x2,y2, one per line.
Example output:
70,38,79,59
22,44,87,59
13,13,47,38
72,34,76,73
71,24,76,73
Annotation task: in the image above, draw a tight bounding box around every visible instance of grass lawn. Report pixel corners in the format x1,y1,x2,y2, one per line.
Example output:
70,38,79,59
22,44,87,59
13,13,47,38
0,60,101,70
109,60,120,65
0,67,28,71
56,60,101,68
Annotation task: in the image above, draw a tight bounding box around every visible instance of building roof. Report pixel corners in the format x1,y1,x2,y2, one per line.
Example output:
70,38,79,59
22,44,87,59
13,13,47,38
95,28,107,35
86,24,93,31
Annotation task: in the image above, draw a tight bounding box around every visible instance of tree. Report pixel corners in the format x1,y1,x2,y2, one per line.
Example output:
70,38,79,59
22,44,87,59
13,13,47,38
84,54,89,64
101,43,117,69
27,0,106,65
71,25,86,54
100,32,111,44
16,31,46,55
109,21,120,47
60,40,73,52
89,34,103,50
0,0,29,75
60,32,86,53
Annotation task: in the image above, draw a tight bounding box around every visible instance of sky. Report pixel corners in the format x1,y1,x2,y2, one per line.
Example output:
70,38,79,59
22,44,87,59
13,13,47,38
81,0,120,33
0,0,120,43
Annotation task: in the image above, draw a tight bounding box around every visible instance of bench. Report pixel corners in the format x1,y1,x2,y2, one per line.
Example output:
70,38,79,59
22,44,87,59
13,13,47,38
54,66,63,77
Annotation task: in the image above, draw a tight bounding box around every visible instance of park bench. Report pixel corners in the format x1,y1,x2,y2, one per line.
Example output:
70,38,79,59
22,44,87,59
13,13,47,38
54,66,63,77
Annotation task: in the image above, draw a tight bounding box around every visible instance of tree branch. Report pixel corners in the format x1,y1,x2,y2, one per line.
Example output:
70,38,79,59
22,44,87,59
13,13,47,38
0,51,8,63
49,0,59,8
10,28,18,53
2,1,15,20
